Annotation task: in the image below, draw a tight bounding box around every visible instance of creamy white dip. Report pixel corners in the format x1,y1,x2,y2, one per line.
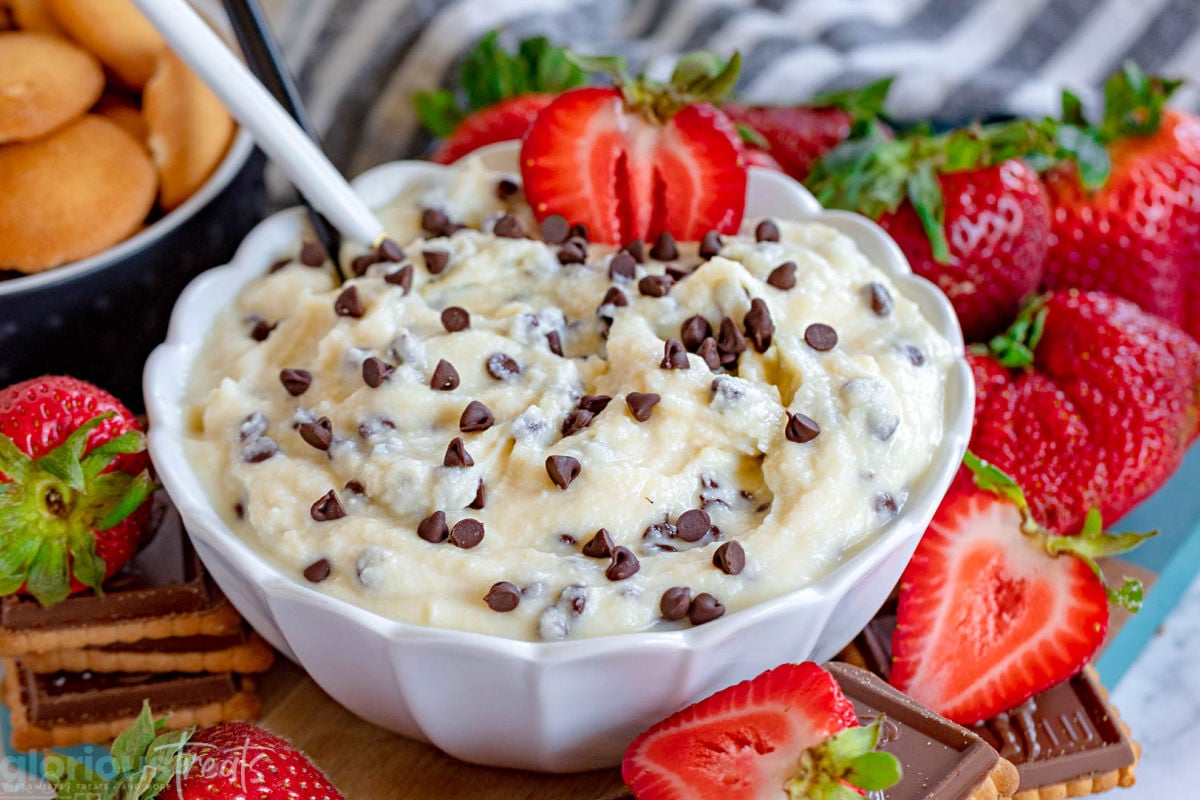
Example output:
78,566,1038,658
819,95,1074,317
185,158,952,641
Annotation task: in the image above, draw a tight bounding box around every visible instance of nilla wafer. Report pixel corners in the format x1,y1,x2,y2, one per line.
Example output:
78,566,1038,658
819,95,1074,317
144,49,234,210
47,0,164,89
9,0,62,34
0,114,156,272
0,31,103,143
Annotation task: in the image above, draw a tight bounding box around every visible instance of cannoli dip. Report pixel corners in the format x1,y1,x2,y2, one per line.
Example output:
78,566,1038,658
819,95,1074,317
185,158,954,641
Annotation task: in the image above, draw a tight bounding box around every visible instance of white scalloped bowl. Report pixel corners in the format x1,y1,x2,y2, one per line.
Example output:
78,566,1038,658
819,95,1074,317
145,141,972,772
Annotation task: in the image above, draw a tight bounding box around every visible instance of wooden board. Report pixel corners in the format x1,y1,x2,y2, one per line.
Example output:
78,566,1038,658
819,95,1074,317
256,660,629,799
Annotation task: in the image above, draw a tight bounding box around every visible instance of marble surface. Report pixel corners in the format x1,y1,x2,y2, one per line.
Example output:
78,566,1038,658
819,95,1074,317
1111,566,1200,797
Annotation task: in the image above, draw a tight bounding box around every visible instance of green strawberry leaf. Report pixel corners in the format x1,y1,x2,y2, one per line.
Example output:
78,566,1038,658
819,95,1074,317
1054,123,1111,190
963,451,1031,519
413,90,465,137
1099,60,1182,141
825,716,881,761
786,718,901,799
42,753,107,800
110,703,161,774
905,161,949,263
0,432,32,483
986,297,1049,368
0,513,44,594
1045,507,1155,611
671,50,729,91
66,523,106,594
26,537,69,607
846,750,904,791
1061,89,1088,127
1108,577,1146,612
35,413,112,492
143,728,196,798
811,77,894,121
96,471,154,532
80,431,146,481
736,122,769,149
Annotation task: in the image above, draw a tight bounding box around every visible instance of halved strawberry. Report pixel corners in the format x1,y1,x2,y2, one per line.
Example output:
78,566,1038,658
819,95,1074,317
520,53,747,245
890,454,1150,725
622,662,900,800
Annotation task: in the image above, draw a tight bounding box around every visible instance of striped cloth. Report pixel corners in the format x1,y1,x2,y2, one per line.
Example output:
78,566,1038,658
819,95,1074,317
263,0,1200,179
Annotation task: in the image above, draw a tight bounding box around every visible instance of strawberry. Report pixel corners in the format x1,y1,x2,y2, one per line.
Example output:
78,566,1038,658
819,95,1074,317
622,662,901,800
0,376,152,606
807,121,1053,342
1039,63,1200,341
891,454,1150,725
971,291,1200,536
520,51,747,245
414,31,587,163
722,78,892,182
47,702,345,800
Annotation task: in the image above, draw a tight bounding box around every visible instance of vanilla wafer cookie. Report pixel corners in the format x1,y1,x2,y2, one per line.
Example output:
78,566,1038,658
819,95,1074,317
0,31,103,143
45,0,163,89
3,660,260,751
16,629,275,674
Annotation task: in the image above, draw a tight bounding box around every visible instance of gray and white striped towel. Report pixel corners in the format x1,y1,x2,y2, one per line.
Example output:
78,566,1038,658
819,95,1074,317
262,0,1200,180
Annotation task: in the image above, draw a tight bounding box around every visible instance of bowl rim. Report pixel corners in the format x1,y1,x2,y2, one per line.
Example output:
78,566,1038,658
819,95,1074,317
146,142,974,662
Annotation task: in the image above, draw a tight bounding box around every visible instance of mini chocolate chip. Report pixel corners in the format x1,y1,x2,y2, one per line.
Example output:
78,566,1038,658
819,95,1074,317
450,518,485,548
279,368,312,396
444,437,474,468
561,409,594,437
239,412,269,441
681,315,712,351
660,587,692,620
484,581,521,611
310,490,345,522
247,316,275,342
699,230,722,259
578,395,612,414
650,231,678,261
601,287,628,308
713,541,745,575
665,263,694,281
493,213,526,238
558,533,578,545
240,438,278,463
697,337,721,370
423,249,450,274
626,392,660,422
299,241,328,266
767,261,797,290
582,529,614,558
569,222,589,241
744,298,775,352
606,546,640,581
496,178,521,200
385,264,413,292
362,357,394,388
804,322,838,351
785,412,821,443
874,492,898,516
546,455,581,489
234,502,245,518
557,239,587,265
459,400,495,432
905,345,926,366
269,257,291,273
540,214,569,244
334,286,364,318
755,219,780,242
417,511,449,543
689,593,725,625
545,330,564,357
351,252,381,277
717,317,747,364
625,238,646,262
441,306,470,332
870,411,900,441
867,282,894,316
468,480,486,509
378,238,405,262
486,353,520,380
303,559,331,583
299,417,333,451
431,359,460,390
421,208,451,236
661,338,689,369
609,251,637,280
344,480,365,495
639,274,674,297
675,509,712,543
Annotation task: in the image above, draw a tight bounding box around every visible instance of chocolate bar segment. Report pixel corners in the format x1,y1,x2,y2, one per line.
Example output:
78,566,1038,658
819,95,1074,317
94,631,249,654
1,492,220,629
826,662,1010,800
848,605,1137,792
18,661,241,726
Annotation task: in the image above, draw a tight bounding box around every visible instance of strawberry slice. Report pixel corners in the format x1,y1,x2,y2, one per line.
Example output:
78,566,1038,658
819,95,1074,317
520,53,747,245
622,662,900,800
890,454,1151,725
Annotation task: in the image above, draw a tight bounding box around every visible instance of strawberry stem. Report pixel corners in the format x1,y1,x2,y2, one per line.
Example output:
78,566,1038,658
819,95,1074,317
784,718,901,799
982,295,1049,368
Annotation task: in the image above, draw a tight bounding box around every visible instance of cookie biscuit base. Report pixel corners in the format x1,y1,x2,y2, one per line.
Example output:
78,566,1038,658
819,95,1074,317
16,631,275,675
0,596,242,656
2,663,260,751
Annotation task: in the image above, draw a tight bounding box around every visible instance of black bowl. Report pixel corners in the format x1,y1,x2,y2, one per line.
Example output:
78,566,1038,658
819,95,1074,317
0,132,265,410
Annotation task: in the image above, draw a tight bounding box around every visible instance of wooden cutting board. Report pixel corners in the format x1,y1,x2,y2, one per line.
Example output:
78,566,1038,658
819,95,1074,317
256,660,629,799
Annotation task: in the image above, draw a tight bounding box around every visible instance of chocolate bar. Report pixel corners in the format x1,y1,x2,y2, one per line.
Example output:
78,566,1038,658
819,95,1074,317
847,604,1138,796
826,662,1018,800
